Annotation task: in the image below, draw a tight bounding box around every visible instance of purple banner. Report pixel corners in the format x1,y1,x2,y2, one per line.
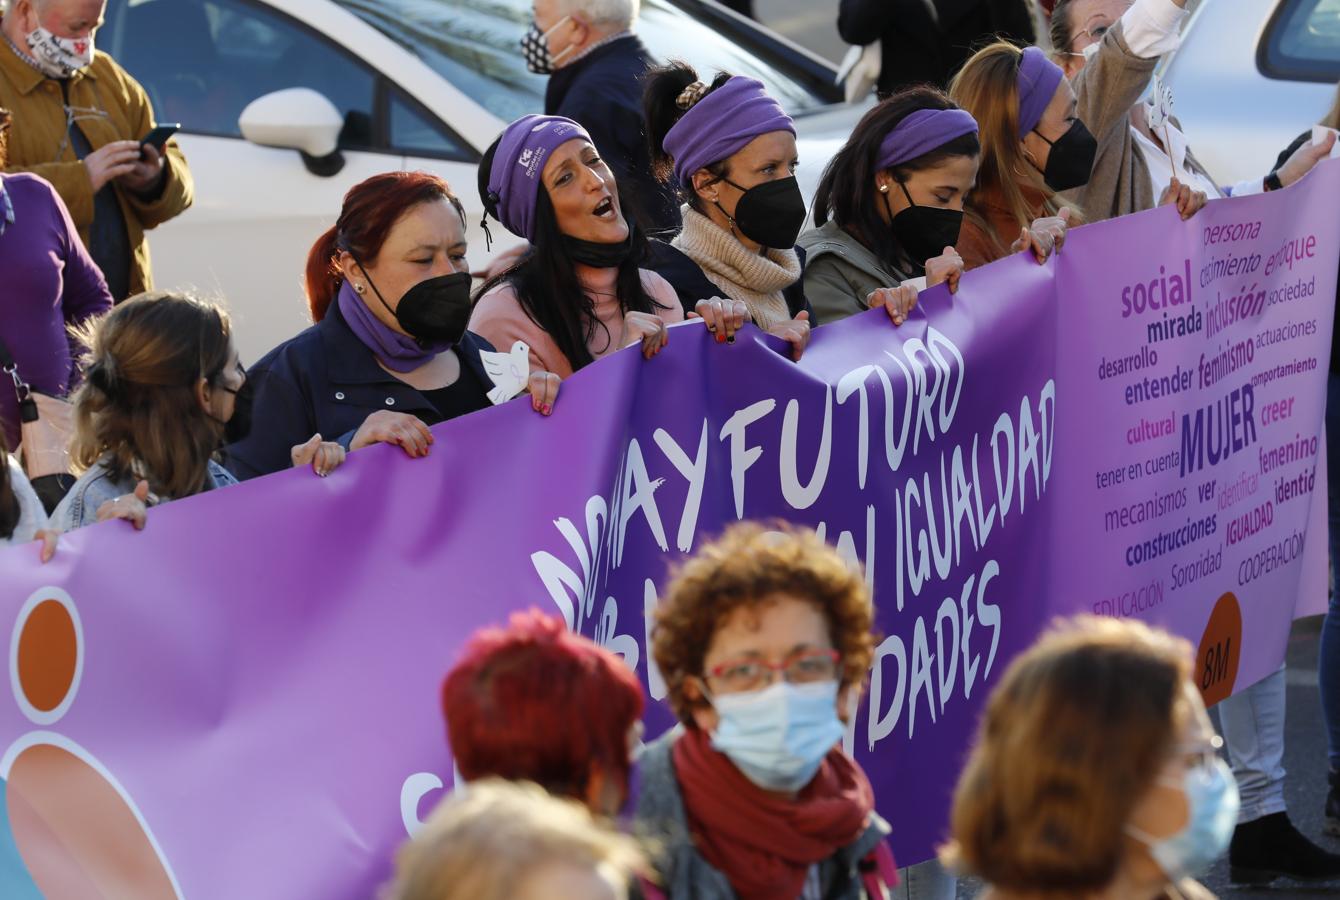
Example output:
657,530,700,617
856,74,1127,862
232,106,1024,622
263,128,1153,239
0,160,1335,898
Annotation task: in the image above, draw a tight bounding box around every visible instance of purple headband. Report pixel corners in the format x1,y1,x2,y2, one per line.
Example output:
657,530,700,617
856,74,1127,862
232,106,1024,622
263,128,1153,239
876,107,979,170
663,76,796,187
486,115,592,242
1016,46,1065,138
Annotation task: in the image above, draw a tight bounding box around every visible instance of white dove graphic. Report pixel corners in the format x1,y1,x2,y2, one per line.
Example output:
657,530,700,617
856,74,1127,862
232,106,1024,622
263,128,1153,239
1147,76,1174,130
480,340,531,405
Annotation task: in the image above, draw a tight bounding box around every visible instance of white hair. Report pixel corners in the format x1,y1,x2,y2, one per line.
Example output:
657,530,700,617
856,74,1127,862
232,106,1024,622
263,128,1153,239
558,0,638,30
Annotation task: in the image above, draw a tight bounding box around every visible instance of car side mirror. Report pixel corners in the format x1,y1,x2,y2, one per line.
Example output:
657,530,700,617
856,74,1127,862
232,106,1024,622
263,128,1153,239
238,88,346,177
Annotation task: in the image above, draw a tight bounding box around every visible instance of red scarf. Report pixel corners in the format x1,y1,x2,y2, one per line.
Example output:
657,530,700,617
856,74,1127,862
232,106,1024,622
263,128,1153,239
672,727,876,900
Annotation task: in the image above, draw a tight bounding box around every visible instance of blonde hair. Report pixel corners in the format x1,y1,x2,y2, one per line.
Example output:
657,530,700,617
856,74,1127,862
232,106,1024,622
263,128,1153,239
383,780,648,900
69,291,233,500
1325,81,1340,131
940,616,1193,896
949,41,1084,256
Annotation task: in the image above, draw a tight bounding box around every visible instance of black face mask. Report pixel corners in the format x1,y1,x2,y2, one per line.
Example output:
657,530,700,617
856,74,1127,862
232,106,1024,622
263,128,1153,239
1034,119,1098,192
886,181,964,269
563,230,634,268
222,376,253,445
716,175,807,249
357,263,474,346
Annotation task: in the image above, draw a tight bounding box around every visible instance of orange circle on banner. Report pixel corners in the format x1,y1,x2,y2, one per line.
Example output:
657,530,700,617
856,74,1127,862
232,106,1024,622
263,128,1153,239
8,744,177,899
1195,591,1243,706
17,599,78,713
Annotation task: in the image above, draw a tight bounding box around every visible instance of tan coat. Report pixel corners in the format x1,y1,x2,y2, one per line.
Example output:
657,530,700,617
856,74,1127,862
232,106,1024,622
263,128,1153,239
0,31,193,297
1063,20,1215,222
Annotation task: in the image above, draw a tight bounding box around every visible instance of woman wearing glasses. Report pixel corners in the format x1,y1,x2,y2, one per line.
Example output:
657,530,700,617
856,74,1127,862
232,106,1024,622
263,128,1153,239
942,616,1236,900
49,291,343,532
637,522,897,900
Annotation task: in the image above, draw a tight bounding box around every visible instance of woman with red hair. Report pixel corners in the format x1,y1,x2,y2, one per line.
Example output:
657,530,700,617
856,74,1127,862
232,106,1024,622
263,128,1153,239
226,172,562,479
441,608,644,816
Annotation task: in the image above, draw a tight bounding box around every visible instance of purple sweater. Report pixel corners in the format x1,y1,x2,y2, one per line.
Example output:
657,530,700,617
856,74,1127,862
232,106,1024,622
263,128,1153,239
0,172,112,449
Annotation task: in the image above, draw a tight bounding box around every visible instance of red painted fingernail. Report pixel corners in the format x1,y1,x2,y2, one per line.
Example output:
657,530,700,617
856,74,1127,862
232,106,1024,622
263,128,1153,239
716,332,726,343
543,404,552,415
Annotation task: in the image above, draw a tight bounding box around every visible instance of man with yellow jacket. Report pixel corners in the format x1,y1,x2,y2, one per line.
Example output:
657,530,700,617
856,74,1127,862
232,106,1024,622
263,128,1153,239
0,0,192,300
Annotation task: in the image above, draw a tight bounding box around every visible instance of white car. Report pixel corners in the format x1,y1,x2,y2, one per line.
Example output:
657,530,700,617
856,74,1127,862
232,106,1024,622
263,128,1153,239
98,0,862,361
1160,0,1340,185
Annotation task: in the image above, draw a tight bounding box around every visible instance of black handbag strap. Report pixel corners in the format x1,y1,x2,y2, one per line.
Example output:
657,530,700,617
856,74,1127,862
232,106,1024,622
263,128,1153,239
0,333,38,423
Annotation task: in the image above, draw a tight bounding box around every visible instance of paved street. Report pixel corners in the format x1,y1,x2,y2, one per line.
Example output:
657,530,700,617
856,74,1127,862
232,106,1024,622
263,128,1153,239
1199,616,1340,898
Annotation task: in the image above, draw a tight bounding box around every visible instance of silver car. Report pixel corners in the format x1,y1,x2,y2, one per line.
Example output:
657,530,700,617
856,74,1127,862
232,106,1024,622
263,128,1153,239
1161,0,1339,185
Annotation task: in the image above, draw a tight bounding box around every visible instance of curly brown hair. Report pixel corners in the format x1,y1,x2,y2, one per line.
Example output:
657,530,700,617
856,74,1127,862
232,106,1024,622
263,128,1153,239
652,522,877,725
941,615,1193,895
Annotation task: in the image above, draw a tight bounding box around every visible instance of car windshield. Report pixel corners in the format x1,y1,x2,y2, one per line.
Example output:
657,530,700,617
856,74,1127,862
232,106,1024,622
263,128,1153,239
334,0,829,123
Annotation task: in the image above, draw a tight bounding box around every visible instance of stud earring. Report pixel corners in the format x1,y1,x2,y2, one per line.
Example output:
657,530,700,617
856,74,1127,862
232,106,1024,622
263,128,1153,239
878,184,889,193
354,283,366,294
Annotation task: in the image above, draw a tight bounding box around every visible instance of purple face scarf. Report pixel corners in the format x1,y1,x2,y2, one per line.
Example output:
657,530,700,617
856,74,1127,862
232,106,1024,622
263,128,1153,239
663,76,795,186
876,107,979,170
1016,46,1065,138
486,115,592,242
336,279,451,373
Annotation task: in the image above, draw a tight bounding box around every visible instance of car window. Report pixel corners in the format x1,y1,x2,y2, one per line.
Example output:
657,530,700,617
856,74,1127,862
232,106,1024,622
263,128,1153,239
102,0,377,146
637,1,821,115
389,88,474,159
1261,0,1340,82
334,0,829,125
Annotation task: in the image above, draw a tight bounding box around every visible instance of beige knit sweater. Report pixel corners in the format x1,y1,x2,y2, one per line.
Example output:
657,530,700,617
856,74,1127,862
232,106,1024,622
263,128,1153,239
671,206,801,331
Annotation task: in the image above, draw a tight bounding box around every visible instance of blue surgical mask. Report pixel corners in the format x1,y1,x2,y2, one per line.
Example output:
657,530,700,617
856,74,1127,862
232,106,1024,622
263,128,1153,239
708,679,845,792
1127,757,1240,880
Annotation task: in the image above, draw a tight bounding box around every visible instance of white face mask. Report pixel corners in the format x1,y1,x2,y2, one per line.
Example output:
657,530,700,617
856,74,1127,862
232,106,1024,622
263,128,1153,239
25,25,95,79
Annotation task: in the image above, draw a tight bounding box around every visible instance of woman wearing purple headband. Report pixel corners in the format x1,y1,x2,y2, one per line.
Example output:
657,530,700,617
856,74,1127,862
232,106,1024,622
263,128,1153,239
800,88,979,328
641,63,813,361
1048,0,1332,223
948,44,1086,271
470,115,683,380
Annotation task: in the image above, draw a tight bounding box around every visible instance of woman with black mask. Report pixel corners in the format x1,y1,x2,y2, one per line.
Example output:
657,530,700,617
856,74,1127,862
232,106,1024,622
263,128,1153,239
470,115,684,379
800,87,978,326
642,63,813,360
948,43,1084,270
227,171,563,480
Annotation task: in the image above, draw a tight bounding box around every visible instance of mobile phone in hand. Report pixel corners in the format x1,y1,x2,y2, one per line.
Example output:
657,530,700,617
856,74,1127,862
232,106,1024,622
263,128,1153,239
139,123,181,160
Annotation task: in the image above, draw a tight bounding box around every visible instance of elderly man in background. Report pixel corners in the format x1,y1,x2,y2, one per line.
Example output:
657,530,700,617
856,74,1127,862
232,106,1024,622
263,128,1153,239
523,0,678,235
0,0,192,302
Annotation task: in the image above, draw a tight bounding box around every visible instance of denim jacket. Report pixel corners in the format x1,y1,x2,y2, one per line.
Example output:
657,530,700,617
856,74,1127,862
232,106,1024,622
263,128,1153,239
49,456,237,531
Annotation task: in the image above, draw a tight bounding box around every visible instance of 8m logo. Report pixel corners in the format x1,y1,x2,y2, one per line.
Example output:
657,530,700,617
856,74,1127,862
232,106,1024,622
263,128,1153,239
1196,591,1243,705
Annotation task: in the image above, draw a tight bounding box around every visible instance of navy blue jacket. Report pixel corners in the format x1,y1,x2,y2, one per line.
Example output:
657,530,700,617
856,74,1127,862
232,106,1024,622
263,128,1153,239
547,35,680,236
225,302,495,480
1276,131,1339,374
645,239,815,324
